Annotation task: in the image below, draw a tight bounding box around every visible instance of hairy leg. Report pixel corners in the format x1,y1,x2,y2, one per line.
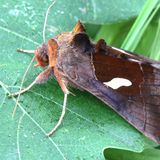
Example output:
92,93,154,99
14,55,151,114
9,67,53,97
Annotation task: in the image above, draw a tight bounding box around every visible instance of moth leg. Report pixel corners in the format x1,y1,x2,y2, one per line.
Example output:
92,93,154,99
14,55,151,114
54,68,69,94
8,67,53,97
17,48,35,54
46,68,69,136
47,93,68,137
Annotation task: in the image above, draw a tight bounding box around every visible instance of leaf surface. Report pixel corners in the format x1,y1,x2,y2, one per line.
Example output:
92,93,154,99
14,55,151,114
0,0,154,159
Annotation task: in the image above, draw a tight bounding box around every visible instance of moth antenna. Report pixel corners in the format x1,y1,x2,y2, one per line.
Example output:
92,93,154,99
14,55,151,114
46,93,68,136
43,0,56,42
12,57,35,117
12,1,56,117
17,48,35,54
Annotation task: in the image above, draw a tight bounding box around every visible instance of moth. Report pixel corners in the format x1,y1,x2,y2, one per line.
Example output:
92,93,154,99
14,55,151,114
11,20,160,144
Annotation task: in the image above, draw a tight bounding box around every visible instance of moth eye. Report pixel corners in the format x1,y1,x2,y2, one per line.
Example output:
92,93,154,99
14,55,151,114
103,78,132,89
40,50,48,61
34,43,49,67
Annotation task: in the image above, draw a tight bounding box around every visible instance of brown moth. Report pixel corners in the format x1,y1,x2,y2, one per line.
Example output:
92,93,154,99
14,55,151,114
11,20,160,144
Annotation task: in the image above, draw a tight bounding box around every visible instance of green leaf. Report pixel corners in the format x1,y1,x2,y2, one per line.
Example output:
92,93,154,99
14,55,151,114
0,0,156,159
46,0,146,38
149,18,160,60
104,148,160,160
121,0,160,51
94,20,135,47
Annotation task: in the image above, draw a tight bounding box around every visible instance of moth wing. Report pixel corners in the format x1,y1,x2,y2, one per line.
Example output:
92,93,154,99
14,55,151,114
92,43,160,144
66,37,160,144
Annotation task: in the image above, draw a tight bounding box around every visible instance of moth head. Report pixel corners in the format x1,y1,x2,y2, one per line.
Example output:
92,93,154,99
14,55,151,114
34,43,49,67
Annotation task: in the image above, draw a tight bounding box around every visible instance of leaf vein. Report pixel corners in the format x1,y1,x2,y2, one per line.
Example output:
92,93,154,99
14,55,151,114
17,112,25,160
0,81,67,160
0,25,40,45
